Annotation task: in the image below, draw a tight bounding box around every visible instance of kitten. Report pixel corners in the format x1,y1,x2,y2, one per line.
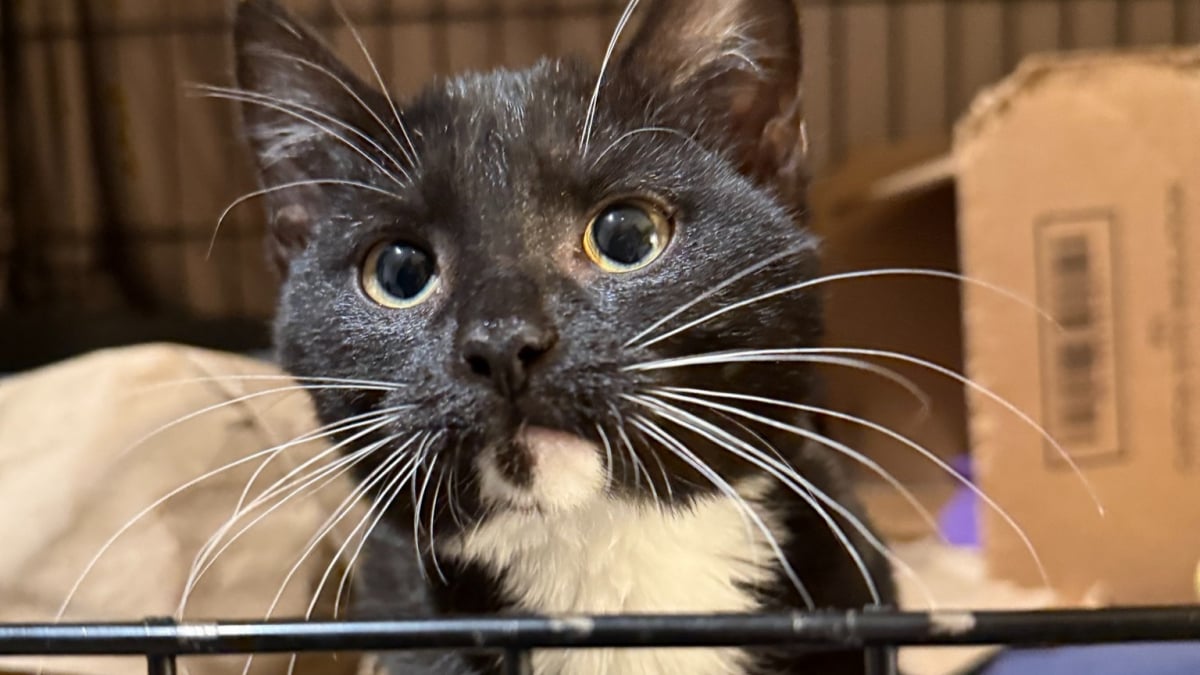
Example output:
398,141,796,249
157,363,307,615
230,0,897,673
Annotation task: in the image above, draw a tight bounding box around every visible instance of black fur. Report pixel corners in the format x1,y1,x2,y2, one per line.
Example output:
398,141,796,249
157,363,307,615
231,0,897,672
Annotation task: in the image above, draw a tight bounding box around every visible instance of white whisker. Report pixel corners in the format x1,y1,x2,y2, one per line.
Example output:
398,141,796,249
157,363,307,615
590,126,701,167
426,463,450,585
636,394,936,610
580,0,643,155
625,246,807,348
245,432,418,675
183,409,407,597
336,433,441,619
635,346,1104,515
791,355,932,412
116,383,401,464
135,373,406,393
411,438,443,584
636,396,881,602
246,44,415,169
629,442,656,499
324,439,427,629
626,352,930,412
331,0,420,166
209,178,405,258
193,85,410,185
630,415,814,609
633,268,1058,350
620,421,658,504
642,437,675,503
661,385,1051,587
233,405,411,516
178,422,390,617
53,411,379,625
636,416,759,562
708,409,790,467
447,459,468,532
625,413,676,503
595,424,616,492
653,387,944,546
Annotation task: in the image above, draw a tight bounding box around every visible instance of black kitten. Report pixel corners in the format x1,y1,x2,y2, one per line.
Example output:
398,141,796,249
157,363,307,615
231,0,896,673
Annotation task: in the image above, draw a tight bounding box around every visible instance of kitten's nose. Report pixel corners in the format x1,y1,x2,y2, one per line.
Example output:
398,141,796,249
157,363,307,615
460,318,557,397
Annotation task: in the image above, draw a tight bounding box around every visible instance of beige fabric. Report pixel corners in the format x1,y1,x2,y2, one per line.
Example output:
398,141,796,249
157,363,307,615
0,344,362,675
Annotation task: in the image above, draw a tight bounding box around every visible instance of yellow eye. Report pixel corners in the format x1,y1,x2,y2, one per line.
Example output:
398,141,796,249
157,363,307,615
583,201,671,272
361,241,439,308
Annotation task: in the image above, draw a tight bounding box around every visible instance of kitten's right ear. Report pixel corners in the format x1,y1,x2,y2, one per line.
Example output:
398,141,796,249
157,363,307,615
232,0,398,275
615,0,806,207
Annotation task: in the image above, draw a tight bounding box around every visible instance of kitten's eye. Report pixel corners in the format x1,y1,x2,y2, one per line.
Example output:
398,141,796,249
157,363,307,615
584,202,671,272
361,241,438,308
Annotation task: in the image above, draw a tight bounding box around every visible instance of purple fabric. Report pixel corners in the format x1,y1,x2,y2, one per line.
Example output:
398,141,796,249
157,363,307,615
984,644,1200,675
937,454,980,548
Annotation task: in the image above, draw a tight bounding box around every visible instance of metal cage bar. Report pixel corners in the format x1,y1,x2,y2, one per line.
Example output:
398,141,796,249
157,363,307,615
4,607,1200,675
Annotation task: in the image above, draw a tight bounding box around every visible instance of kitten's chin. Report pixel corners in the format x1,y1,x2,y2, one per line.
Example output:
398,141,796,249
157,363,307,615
477,426,605,513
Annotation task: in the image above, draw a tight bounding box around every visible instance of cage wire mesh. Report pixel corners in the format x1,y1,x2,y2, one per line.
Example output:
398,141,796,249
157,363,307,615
2,0,1200,369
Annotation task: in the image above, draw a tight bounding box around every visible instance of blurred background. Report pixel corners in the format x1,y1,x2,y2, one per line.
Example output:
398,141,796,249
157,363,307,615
2,0,1198,371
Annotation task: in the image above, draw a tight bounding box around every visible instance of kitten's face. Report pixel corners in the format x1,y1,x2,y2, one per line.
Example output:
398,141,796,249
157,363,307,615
234,0,815,523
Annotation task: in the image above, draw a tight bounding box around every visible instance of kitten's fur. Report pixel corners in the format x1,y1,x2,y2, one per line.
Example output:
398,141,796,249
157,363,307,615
232,0,896,673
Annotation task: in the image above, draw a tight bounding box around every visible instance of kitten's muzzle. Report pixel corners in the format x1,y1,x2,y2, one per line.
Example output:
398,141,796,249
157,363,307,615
478,425,605,511
460,316,558,398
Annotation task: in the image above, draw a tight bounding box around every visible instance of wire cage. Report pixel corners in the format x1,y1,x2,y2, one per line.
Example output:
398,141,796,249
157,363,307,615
2,1,1200,674
3,0,1200,369
3,607,1200,675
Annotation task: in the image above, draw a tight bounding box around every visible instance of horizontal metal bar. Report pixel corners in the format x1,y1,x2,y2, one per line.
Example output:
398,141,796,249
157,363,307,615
0,608,1197,657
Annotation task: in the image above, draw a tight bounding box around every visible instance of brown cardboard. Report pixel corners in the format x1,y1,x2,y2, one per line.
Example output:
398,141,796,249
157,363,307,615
955,47,1200,604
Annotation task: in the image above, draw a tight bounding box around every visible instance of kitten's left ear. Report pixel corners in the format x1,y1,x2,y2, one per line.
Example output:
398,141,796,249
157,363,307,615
232,0,401,276
617,0,805,204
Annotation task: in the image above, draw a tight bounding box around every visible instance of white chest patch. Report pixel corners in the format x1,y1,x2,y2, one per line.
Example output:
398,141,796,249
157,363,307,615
441,479,782,675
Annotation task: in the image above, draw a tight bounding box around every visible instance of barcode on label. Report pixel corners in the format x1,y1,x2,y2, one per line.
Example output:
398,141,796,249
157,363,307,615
1035,214,1121,465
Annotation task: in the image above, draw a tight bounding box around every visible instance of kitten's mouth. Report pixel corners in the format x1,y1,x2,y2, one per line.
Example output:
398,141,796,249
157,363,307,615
476,425,605,513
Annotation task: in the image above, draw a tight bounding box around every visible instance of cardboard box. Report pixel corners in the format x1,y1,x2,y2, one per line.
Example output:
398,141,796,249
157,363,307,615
955,47,1200,605
822,46,1200,608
